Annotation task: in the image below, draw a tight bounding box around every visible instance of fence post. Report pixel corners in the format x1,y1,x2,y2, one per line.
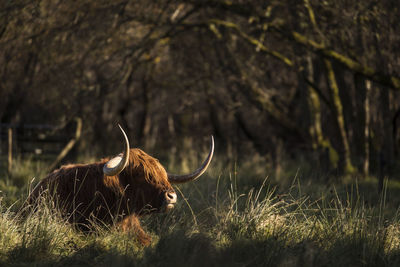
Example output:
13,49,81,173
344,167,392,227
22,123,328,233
48,117,82,171
8,128,12,173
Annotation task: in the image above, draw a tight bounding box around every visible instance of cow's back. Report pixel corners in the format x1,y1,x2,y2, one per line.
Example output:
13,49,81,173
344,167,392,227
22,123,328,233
27,162,125,229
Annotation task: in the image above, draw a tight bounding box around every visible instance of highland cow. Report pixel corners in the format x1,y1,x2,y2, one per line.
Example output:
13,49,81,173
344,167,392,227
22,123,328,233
28,125,214,245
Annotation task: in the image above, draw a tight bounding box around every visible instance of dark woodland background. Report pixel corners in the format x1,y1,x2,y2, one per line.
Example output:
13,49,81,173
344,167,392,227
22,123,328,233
1,0,400,183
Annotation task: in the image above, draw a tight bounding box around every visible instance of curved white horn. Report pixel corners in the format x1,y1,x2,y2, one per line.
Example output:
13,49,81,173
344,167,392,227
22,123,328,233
103,124,130,176
168,136,214,184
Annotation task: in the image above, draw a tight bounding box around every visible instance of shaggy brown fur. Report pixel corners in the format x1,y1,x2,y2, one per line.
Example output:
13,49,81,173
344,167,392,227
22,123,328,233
28,148,175,246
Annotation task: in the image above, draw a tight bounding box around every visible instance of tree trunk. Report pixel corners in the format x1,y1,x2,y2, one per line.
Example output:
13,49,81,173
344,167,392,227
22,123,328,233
354,75,371,176
363,80,371,176
324,59,355,174
305,55,334,173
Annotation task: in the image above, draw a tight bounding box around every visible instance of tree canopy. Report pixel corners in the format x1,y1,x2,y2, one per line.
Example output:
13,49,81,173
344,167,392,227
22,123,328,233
1,0,400,178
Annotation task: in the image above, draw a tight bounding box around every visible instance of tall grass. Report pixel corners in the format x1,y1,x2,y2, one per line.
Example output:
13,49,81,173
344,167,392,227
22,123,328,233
0,157,400,266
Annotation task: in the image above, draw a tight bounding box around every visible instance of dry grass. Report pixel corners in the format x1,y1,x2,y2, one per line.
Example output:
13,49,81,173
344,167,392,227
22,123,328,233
0,157,400,266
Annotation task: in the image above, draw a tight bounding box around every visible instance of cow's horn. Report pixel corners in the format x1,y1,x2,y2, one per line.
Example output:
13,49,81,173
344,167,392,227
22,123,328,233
103,124,130,176
168,136,214,184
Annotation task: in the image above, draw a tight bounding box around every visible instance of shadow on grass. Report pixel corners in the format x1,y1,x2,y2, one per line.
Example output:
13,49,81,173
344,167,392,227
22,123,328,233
4,241,137,267
3,228,400,267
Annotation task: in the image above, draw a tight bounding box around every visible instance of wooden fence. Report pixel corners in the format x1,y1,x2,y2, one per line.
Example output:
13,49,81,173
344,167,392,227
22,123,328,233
0,119,82,172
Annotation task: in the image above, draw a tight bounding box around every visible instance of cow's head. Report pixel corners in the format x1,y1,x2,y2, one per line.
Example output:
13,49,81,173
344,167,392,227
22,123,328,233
102,125,214,214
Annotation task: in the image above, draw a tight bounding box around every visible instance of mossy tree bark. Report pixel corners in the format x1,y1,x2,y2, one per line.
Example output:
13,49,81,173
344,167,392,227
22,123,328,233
305,55,336,171
354,74,371,176
324,59,355,174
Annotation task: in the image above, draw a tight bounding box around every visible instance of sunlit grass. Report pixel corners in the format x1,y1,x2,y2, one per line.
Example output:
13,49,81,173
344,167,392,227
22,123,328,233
0,157,400,266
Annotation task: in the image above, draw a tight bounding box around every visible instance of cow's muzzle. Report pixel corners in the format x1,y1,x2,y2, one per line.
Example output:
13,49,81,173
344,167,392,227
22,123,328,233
163,191,177,212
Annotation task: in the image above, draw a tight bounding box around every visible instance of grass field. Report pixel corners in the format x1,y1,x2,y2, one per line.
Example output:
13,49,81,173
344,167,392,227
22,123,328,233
1,157,400,266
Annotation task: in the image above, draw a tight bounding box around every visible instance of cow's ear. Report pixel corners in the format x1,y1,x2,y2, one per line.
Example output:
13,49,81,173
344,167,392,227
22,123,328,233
103,125,130,176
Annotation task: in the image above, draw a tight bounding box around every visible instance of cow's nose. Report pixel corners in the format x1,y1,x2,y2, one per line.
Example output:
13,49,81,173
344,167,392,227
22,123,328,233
165,191,177,204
